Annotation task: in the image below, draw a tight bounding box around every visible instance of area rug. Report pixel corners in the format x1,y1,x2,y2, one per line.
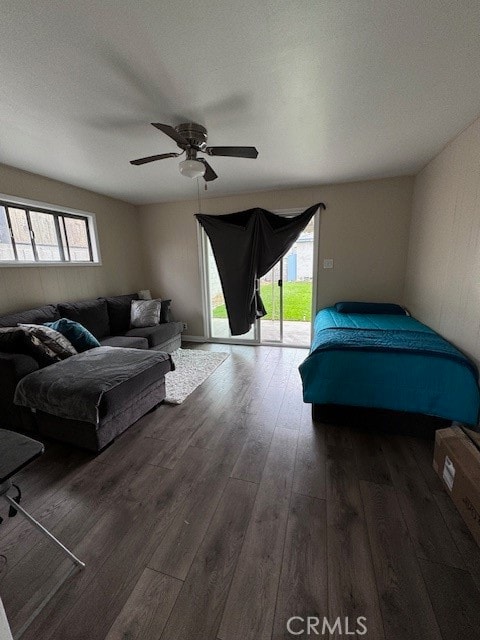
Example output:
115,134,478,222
164,348,229,404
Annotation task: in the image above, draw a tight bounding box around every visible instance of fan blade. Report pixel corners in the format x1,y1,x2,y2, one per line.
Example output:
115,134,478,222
151,123,189,146
206,146,258,159
130,152,180,165
198,159,218,182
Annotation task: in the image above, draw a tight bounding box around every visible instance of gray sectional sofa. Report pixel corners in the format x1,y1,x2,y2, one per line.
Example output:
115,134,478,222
57,294,183,353
0,294,183,451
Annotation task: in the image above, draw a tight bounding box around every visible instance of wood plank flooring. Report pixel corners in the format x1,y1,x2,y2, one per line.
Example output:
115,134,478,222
1,344,480,640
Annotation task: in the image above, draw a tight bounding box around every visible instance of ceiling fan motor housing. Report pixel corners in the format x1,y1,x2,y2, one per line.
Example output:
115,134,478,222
176,123,208,150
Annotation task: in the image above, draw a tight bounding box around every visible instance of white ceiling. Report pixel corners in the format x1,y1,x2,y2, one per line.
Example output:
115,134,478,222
1,1,480,205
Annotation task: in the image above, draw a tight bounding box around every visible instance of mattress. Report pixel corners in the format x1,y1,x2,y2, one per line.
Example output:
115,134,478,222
299,308,480,426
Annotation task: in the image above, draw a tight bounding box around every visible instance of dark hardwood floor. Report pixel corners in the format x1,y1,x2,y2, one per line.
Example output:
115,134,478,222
1,344,480,640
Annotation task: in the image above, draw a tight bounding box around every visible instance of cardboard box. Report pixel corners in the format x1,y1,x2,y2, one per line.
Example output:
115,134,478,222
433,426,480,547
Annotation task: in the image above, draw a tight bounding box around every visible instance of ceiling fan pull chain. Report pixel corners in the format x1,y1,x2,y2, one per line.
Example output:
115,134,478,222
197,178,202,213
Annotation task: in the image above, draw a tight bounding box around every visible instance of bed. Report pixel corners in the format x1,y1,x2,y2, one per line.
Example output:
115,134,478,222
299,304,480,427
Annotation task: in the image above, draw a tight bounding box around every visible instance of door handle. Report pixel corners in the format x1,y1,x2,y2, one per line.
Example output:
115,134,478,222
277,279,283,287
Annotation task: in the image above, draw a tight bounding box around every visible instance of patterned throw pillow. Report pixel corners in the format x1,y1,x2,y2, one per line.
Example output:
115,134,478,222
0,325,72,367
130,300,161,328
18,324,77,360
0,326,59,367
25,333,62,366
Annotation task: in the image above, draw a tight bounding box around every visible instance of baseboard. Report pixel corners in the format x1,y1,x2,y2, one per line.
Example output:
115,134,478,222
181,335,207,342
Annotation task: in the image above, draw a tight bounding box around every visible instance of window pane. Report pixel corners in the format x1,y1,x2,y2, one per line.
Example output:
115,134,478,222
63,216,91,261
30,211,61,261
0,206,15,260
0,202,97,265
9,208,35,261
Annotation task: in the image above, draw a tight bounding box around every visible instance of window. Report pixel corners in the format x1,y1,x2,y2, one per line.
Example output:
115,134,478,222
0,196,99,265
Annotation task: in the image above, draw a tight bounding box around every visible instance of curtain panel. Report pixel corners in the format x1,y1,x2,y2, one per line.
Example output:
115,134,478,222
196,203,325,335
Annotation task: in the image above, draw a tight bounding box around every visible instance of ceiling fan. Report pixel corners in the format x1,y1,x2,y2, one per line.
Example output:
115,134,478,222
130,122,258,181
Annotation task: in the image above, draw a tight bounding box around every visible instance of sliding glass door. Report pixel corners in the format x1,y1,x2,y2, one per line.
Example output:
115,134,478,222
258,260,283,342
258,215,315,346
199,209,317,346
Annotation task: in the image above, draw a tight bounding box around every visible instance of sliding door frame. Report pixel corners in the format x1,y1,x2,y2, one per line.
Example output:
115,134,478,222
258,208,318,347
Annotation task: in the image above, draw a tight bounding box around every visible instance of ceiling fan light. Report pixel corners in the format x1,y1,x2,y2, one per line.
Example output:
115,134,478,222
179,159,205,179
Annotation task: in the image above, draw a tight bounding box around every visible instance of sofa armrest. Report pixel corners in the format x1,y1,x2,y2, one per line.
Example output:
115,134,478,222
0,353,39,432
0,352,39,384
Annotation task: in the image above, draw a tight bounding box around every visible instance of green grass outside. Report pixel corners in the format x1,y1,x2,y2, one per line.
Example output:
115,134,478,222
212,281,312,321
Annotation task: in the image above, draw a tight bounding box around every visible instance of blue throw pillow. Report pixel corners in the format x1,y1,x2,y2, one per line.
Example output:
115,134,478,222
335,301,408,316
44,318,100,352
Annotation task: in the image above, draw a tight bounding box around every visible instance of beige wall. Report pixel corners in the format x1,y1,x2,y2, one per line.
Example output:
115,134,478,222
138,176,413,336
404,116,480,366
0,164,146,314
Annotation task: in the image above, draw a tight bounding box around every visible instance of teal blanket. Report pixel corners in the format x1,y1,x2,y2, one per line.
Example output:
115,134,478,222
299,308,480,426
311,327,477,377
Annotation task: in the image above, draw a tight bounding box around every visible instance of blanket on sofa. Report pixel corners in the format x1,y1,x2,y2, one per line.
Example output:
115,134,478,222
14,346,173,424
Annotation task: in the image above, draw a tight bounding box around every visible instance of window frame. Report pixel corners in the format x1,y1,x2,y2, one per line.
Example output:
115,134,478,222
0,193,101,267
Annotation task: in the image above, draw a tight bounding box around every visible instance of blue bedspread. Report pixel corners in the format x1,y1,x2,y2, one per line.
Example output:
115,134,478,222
299,308,480,426
312,328,478,377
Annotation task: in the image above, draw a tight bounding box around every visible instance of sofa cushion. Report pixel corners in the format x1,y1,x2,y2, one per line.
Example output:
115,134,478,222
105,294,139,335
125,321,183,348
100,336,149,350
45,318,101,353
0,351,39,383
98,355,172,420
0,304,59,328
57,299,110,339
0,327,29,353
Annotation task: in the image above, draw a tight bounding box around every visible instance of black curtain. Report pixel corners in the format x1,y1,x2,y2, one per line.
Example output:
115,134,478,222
196,203,325,335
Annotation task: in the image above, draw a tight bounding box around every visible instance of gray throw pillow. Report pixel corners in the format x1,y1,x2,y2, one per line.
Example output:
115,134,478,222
18,324,77,360
130,300,161,328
